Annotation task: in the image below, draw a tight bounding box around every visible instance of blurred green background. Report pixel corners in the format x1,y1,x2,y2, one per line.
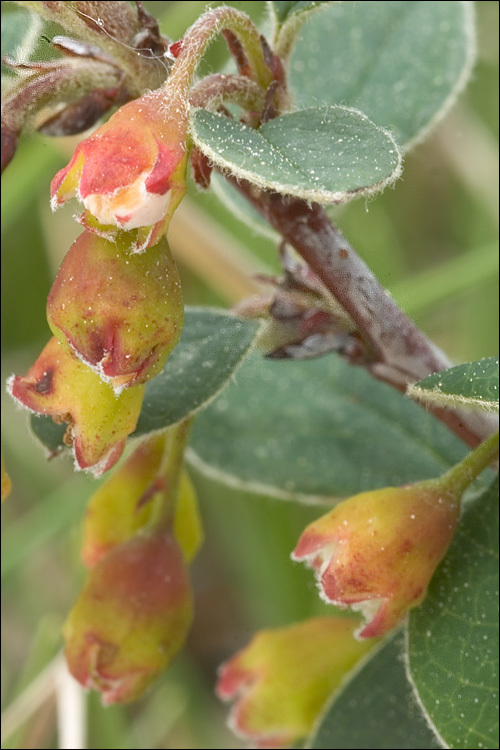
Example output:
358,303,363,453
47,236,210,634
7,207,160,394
1,1,498,748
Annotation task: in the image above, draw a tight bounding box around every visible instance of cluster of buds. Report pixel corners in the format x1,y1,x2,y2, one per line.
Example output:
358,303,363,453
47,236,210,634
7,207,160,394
5,0,288,475
0,1,171,172
9,85,189,475
215,434,500,742
4,3,197,695
3,0,293,711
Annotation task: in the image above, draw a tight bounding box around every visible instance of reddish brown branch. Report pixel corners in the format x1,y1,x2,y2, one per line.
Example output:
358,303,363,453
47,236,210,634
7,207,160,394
230,178,498,449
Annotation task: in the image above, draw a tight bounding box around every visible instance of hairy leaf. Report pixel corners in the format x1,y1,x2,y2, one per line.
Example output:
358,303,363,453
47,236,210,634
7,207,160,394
308,632,441,749
289,1,475,148
408,357,499,413
407,477,499,750
189,351,467,501
190,106,402,203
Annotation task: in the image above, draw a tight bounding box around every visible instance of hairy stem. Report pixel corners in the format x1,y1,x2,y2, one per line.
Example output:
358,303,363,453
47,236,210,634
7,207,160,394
439,430,499,496
168,6,273,94
189,74,266,113
231,179,499,448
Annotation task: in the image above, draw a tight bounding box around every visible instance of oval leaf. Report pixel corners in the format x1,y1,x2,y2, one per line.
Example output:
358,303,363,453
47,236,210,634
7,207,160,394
408,357,499,413
289,0,475,148
30,308,260,452
407,477,499,750
190,106,402,203
189,351,467,501
308,632,441,749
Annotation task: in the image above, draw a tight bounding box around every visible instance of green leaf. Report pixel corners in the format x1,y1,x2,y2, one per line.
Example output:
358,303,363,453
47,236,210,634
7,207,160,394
407,477,499,750
1,6,42,80
289,1,475,148
407,357,499,413
190,106,402,204
30,308,260,450
308,632,441,749
133,308,259,435
269,1,331,26
189,351,467,501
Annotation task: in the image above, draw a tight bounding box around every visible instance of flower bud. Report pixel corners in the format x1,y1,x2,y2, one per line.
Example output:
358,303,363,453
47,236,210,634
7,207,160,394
47,231,184,391
64,529,193,704
292,483,461,638
216,617,373,749
7,337,144,475
82,433,202,567
51,90,189,250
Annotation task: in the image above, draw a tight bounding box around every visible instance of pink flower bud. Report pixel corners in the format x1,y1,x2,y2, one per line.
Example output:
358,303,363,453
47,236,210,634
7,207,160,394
7,337,144,475
64,530,193,704
51,90,188,250
47,231,183,390
292,483,461,638
216,617,373,748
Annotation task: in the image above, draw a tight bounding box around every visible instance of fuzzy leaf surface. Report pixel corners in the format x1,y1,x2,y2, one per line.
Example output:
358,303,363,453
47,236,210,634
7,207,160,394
289,0,474,148
308,632,441,749
408,357,499,413
190,106,401,203
407,477,499,750
189,351,467,501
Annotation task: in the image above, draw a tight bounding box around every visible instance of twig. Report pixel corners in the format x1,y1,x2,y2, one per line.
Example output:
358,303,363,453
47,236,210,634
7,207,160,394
230,178,499,448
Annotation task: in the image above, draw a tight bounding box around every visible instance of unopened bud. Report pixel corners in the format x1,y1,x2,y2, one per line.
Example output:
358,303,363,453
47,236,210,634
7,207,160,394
292,482,461,638
64,529,193,703
217,617,373,748
51,90,189,250
7,337,144,475
47,231,183,391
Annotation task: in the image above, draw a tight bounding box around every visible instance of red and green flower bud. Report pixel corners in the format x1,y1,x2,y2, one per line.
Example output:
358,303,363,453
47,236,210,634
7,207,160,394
64,529,193,704
50,90,189,250
7,337,144,475
47,231,184,391
216,617,373,749
292,482,461,638
82,433,202,566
